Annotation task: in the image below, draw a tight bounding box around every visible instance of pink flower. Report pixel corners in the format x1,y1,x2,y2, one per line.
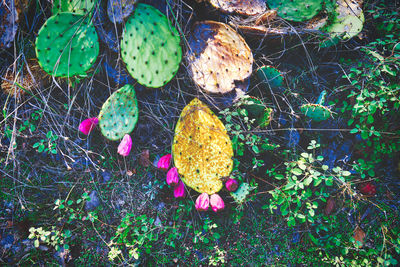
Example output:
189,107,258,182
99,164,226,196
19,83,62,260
210,194,225,212
157,154,172,170
117,134,132,157
225,179,238,192
195,193,209,211
79,117,98,135
174,181,186,198
166,167,180,186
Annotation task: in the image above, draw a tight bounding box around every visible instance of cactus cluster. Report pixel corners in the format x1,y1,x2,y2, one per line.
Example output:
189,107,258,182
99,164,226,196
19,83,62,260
231,183,250,204
121,3,182,88
52,0,98,15
35,12,99,77
172,98,234,195
208,0,266,16
187,21,253,95
265,0,324,22
107,0,136,23
301,90,332,122
98,84,139,141
0,0,18,49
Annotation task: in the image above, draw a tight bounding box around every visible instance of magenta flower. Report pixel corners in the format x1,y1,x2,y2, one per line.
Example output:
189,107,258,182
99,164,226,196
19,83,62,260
210,194,225,212
79,117,98,135
166,167,179,186
117,134,132,157
157,154,172,170
195,193,209,211
174,181,186,198
225,179,238,192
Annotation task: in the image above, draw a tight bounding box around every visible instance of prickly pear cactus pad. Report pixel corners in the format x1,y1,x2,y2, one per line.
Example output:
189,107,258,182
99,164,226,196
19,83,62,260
35,12,99,77
120,4,182,88
231,183,250,204
208,0,266,16
107,0,136,23
323,0,364,40
301,104,332,122
172,98,234,195
52,0,98,15
187,21,253,95
98,84,139,141
266,0,324,22
257,65,284,90
0,0,18,49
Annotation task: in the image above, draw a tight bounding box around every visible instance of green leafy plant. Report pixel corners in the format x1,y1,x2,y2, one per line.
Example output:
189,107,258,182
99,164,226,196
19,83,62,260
265,140,351,226
108,214,161,263
33,130,58,154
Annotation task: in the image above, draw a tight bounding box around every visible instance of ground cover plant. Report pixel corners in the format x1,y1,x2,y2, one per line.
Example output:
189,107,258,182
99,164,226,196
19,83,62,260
1,0,400,265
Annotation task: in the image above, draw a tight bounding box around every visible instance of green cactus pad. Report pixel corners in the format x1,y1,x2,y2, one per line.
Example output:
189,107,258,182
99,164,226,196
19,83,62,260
98,84,139,141
300,104,332,122
208,0,266,16
241,96,273,128
172,98,234,195
231,183,250,204
35,12,99,77
52,0,98,15
257,65,284,90
323,0,364,41
266,0,323,22
120,4,182,88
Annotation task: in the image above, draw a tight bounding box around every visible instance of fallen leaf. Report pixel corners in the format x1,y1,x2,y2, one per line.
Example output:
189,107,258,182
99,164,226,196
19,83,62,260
353,227,366,248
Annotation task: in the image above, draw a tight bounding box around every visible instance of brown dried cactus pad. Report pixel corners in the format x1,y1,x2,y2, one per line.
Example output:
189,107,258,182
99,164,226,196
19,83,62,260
187,21,253,95
208,0,266,16
172,98,234,195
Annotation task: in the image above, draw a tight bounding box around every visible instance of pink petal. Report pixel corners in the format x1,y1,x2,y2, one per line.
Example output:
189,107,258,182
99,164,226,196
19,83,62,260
210,194,225,212
117,134,132,157
157,154,172,170
79,117,98,135
195,193,210,211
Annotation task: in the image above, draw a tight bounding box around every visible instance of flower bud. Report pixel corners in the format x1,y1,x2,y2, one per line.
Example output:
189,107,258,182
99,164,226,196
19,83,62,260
225,179,238,192
157,154,172,170
117,134,132,157
79,117,98,135
174,181,186,198
210,194,225,212
195,193,209,211
166,167,179,186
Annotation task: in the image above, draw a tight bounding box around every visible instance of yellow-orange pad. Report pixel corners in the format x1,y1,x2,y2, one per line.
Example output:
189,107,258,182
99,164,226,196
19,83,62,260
187,21,253,95
172,98,234,194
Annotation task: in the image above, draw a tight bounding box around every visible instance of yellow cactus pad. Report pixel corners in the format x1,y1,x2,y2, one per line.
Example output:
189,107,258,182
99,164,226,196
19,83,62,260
172,98,234,195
